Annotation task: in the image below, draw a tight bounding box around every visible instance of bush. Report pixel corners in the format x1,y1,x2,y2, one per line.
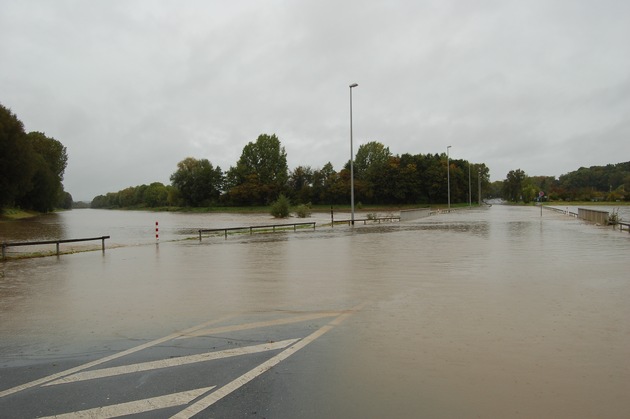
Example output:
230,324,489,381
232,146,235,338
295,203,312,218
270,194,290,218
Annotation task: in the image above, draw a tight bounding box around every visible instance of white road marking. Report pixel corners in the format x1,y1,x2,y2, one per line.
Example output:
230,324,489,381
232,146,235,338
176,311,341,339
170,303,366,419
3,304,366,419
39,386,216,419
45,339,299,386
0,315,237,398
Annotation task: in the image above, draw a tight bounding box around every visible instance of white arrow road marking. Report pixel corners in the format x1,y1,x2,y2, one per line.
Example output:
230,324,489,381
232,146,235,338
170,302,366,419
0,315,237,398
44,339,299,386
39,386,216,419
2,304,366,419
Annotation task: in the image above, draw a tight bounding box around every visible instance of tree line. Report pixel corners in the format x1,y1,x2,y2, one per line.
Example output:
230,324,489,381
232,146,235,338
0,104,71,212
4,100,625,212
499,162,630,203
91,133,491,209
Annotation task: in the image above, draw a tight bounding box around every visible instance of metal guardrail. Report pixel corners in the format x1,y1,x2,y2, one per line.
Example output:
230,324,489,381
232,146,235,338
544,207,630,233
2,236,111,259
543,206,578,217
198,222,316,240
578,208,609,225
331,217,400,226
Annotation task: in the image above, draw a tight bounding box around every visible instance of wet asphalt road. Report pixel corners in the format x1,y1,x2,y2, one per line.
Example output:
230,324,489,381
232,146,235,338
1,307,367,418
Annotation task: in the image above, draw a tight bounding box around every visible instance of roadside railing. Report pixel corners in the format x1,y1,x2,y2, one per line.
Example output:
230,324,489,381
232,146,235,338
400,208,430,221
545,206,630,233
331,216,400,226
578,208,609,225
544,206,578,217
198,222,316,240
2,236,111,259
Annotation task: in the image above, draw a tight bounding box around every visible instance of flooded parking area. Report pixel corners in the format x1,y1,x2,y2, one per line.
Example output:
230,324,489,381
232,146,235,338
1,206,629,417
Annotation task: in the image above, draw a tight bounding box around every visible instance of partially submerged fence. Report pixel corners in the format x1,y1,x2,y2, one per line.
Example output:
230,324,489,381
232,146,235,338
2,236,110,259
400,208,431,221
577,208,609,225
331,216,400,226
198,222,316,240
545,206,626,229
544,206,578,217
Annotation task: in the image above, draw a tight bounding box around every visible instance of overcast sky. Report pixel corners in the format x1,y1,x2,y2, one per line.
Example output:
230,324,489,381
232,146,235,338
2,0,629,201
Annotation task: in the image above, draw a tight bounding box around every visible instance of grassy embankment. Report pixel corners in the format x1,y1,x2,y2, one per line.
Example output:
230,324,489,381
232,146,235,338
0,208,41,221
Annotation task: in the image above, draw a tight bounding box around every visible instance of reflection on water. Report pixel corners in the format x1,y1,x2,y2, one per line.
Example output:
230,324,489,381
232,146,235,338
1,205,629,417
0,213,66,242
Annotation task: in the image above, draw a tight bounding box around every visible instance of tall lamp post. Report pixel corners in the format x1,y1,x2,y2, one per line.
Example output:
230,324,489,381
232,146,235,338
478,169,482,205
349,83,358,225
468,162,472,207
447,145,451,210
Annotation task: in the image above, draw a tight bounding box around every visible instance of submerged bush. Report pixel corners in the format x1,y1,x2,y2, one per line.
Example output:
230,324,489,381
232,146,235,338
270,194,290,218
295,203,312,218
608,209,621,225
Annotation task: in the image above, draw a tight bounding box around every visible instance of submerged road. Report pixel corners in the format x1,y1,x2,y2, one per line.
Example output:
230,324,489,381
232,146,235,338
2,206,630,418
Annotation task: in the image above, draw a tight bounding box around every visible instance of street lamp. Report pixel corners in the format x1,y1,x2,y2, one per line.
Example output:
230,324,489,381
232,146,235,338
349,83,358,225
468,161,472,208
447,145,451,210
478,169,482,205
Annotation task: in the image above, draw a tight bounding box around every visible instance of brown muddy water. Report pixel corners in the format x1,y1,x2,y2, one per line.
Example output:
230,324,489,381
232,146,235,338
1,206,629,417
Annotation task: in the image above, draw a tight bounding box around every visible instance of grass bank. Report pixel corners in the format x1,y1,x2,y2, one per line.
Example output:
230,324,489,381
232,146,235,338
0,208,41,221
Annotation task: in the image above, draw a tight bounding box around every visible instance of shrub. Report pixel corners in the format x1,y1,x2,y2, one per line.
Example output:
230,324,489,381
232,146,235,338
295,203,312,218
270,194,290,218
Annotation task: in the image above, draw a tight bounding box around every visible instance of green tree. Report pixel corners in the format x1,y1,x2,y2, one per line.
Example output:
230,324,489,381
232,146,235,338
170,157,223,206
349,141,391,203
226,134,288,205
311,162,347,205
118,187,137,207
17,132,68,212
91,192,120,208
90,194,108,208
557,162,630,201
144,182,169,207
288,165,313,204
28,132,68,181
0,104,36,207
354,141,391,181
1,105,69,212
422,153,447,204
58,191,73,209
470,163,491,202
503,169,528,202
521,184,538,203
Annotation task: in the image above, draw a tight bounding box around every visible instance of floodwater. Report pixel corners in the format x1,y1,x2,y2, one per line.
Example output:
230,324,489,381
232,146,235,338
1,206,629,417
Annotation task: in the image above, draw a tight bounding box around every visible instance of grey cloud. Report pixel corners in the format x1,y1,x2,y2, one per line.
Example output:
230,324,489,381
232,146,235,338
1,0,629,200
